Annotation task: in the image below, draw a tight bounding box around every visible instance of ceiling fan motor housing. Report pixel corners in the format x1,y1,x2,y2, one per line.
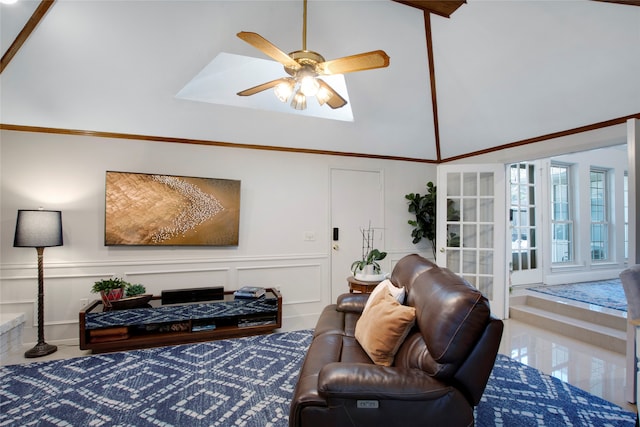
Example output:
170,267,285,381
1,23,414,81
285,50,326,76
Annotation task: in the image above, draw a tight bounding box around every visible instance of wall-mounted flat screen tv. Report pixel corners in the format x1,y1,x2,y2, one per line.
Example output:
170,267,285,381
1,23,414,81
105,171,240,246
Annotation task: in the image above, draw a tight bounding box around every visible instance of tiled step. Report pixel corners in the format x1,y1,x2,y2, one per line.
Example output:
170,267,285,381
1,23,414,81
0,312,25,362
510,294,627,354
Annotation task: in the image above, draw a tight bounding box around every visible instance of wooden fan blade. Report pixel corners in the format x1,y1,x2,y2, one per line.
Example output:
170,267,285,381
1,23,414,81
237,78,290,96
317,79,347,109
237,31,300,70
318,50,390,75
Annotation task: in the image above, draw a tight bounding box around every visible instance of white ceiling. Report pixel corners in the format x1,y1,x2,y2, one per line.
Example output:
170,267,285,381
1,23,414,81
1,0,639,162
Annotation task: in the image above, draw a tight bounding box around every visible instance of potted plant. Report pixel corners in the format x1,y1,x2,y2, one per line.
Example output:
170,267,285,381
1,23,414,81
351,248,387,276
91,277,129,303
91,278,149,310
406,182,462,258
125,283,146,297
351,224,387,279
405,181,437,258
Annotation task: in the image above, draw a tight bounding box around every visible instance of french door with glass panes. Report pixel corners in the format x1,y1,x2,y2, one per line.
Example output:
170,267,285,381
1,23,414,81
509,162,542,287
436,164,506,319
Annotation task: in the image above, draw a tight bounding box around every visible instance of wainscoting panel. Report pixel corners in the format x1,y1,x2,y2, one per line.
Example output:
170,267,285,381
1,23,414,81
1,254,328,345
124,267,231,296
237,263,323,305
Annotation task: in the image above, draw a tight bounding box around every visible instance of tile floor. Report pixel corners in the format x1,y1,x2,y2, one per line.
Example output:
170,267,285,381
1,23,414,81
500,318,634,412
2,318,637,413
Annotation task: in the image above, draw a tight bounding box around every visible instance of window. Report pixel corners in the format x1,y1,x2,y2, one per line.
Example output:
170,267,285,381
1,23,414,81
590,169,608,262
550,164,573,263
509,163,537,271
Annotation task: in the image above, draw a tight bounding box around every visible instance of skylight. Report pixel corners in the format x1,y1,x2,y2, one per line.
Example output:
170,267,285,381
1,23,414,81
176,52,354,122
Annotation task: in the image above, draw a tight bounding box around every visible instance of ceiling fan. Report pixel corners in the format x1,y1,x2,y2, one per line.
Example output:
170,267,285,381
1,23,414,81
236,0,390,110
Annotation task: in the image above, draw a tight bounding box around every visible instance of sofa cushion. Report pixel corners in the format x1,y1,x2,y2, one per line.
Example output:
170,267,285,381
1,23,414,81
339,336,372,364
394,331,434,372
354,289,416,366
390,254,437,290
403,266,490,379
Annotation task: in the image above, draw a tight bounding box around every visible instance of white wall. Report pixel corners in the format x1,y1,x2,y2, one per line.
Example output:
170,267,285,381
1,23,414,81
0,130,435,345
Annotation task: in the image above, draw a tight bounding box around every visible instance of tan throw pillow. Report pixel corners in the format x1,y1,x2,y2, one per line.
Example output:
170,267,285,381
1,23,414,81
362,279,405,317
355,289,416,366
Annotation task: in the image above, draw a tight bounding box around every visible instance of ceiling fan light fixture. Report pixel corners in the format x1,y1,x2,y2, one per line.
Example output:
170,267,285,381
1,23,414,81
274,78,294,102
236,0,388,113
291,89,307,110
299,74,320,97
315,84,333,105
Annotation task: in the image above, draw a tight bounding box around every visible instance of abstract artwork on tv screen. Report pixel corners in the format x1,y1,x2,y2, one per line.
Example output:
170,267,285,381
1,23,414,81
105,171,241,246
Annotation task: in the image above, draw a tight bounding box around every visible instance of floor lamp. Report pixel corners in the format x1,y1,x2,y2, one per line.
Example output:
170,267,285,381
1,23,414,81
13,209,63,358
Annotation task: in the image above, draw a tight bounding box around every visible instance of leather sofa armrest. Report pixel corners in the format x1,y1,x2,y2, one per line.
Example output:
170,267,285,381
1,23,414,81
336,293,369,313
317,362,451,401
453,316,504,405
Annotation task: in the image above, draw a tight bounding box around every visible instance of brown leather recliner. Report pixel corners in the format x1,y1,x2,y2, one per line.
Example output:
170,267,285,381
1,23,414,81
289,254,504,427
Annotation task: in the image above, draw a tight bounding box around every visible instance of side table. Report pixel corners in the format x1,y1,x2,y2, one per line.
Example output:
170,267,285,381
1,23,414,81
347,276,382,293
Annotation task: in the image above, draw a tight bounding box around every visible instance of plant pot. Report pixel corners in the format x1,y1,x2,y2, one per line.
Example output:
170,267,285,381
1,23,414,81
354,272,387,282
354,265,387,282
103,288,124,301
100,288,124,309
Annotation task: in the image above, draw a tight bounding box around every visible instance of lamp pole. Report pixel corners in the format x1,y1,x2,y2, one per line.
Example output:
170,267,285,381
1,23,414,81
13,209,63,358
25,246,57,357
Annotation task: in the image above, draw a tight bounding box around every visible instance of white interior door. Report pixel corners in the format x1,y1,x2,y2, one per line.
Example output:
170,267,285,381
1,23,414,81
330,168,384,303
509,161,543,287
436,164,507,319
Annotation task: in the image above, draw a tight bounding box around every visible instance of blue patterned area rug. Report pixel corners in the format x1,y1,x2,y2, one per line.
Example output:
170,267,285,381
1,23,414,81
0,330,635,426
528,278,626,312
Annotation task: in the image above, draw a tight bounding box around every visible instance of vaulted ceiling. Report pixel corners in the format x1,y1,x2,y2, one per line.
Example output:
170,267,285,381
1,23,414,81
1,0,639,162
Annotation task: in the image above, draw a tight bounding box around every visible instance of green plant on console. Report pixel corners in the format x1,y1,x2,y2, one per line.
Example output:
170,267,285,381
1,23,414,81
405,181,437,258
91,278,146,298
91,277,129,294
125,284,146,297
351,248,387,275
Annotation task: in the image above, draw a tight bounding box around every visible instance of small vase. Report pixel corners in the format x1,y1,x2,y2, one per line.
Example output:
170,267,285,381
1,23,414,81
354,265,386,282
100,288,124,309
105,288,124,301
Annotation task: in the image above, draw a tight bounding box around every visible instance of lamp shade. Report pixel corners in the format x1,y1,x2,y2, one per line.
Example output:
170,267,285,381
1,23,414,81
13,210,63,248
